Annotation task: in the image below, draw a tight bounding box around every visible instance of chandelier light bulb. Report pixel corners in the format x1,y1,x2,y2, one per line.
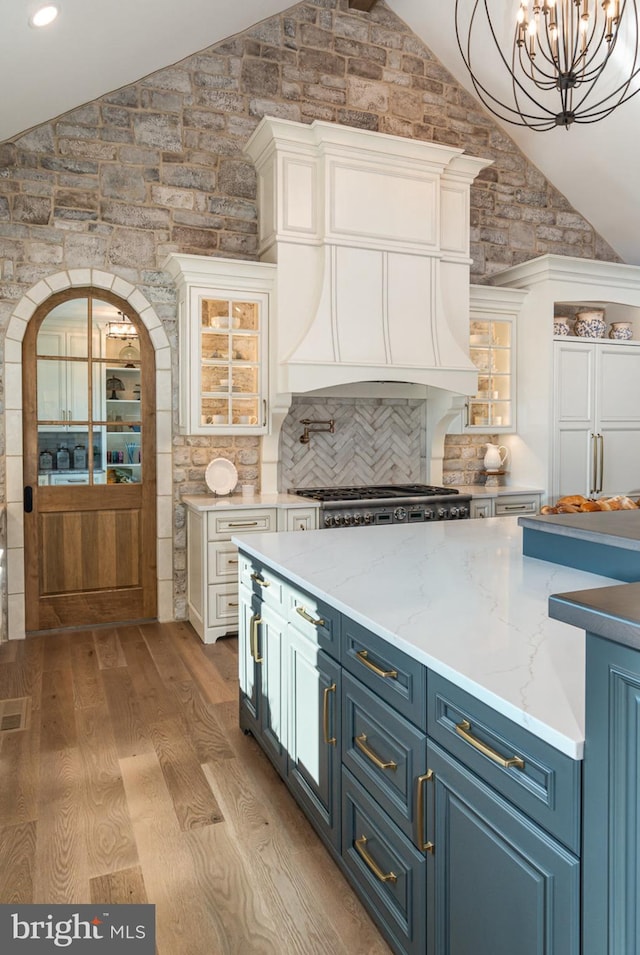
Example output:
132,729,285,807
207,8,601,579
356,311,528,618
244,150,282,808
29,4,60,28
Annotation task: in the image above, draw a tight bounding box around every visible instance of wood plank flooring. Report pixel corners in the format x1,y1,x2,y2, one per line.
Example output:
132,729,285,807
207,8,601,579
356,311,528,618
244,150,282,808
0,621,391,955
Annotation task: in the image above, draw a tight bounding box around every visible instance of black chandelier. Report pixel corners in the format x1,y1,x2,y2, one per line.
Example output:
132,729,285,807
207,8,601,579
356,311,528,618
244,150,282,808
455,0,640,129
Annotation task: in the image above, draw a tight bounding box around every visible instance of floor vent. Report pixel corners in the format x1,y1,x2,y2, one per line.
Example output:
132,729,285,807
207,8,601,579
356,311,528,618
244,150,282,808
0,697,30,733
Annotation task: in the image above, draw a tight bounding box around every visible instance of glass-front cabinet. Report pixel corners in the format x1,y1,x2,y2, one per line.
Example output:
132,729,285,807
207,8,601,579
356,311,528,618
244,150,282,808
163,254,275,435
466,286,526,433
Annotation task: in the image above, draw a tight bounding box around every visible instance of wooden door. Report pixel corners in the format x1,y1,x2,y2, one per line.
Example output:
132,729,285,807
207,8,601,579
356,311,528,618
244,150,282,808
23,288,157,632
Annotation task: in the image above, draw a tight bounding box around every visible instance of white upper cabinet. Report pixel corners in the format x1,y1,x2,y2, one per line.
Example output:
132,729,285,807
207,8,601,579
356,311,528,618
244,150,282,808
163,254,275,435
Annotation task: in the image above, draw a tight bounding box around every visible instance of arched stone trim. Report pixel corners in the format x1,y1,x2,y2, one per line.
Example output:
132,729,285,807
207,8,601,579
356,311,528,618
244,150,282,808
2,269,173,639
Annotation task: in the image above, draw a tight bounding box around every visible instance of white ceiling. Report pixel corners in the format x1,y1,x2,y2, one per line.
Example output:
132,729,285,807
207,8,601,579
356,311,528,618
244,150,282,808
2,0,639,264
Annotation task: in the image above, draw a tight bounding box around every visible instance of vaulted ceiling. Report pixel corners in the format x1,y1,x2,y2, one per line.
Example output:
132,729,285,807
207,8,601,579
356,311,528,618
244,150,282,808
2,0,638,264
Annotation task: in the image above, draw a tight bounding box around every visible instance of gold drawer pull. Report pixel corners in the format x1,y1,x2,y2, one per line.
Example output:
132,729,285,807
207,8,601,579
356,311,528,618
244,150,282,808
251,572,271,588
250,613,263,664
416,769,435,853
323,683,337,746
228,521,260,528
355,734,397,771
354,836,397,884
296,605,325,627
227,558,239,564
455,719,525,770
355,649,398,680
228,601,238,608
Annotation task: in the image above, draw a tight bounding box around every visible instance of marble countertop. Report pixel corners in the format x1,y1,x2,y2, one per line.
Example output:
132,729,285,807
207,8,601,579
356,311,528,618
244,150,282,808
456,484,544,499
519,510,640,550
233,517,617,759
183,492,321,511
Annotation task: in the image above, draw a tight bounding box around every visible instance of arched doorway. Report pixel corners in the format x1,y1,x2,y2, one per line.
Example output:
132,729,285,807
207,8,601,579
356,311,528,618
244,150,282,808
22,289,156,631
2,270,174,640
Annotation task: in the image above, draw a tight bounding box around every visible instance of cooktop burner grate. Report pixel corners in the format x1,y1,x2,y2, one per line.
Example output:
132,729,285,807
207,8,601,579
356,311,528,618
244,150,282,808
290,484,460,502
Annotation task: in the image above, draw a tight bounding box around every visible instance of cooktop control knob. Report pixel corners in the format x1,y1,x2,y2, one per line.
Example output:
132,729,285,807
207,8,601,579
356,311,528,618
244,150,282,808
437,507,447,520
363,513,372,524
424,509,434,520
324,515,333,527
353,514,362,525
458,505,469,517
449,506,459,518
343,514,353,526
394,507,407,521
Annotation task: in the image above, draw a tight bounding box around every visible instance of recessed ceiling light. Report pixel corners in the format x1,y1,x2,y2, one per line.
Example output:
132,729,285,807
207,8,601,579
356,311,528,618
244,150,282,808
29,4,60,28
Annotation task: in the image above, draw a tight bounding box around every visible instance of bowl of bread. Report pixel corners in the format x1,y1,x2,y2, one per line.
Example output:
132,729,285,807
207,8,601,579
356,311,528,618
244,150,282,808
541,494,640,515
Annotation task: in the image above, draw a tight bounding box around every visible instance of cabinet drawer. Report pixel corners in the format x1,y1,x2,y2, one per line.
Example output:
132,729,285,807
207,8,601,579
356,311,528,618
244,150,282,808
494,495,540,516
427,672,581,853
284,507,318,532
342,619,427,731
207,583,240,629
342,672,427,844
286,587,340,661
207,508,277,540
238,553,286,611
342,768,427,955
207,541,240,583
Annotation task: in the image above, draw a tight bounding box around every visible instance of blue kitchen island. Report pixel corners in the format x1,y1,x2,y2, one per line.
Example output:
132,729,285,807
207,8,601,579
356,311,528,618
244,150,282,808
234,514,640,955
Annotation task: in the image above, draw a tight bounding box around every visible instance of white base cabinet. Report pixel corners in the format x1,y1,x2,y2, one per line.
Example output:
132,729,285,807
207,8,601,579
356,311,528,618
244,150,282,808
186,502,318,643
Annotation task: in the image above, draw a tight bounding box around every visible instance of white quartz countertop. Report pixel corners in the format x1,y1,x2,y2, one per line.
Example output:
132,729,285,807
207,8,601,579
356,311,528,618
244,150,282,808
183,492,320,511
233,517,616,759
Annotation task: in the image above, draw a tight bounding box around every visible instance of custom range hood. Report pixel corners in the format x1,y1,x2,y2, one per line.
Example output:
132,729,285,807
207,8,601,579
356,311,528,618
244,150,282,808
244,117,491,399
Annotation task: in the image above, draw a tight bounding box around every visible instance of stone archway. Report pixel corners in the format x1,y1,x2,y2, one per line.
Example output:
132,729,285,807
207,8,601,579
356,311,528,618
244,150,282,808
3,269,174,639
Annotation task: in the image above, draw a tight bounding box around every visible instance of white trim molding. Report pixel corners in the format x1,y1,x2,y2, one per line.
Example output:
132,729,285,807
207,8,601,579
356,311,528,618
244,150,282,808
2,269,173,639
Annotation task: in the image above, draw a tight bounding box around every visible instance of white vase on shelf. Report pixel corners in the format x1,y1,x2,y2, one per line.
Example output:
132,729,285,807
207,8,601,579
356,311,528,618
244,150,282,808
483,443,509,472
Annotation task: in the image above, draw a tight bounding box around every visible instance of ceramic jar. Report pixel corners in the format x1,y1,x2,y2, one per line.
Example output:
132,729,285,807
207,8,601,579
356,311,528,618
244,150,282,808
553,317,571,336
609,321,633,340
574,309,606,338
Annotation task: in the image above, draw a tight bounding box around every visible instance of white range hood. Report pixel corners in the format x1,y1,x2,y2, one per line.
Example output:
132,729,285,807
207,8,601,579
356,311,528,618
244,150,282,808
244,117,491,399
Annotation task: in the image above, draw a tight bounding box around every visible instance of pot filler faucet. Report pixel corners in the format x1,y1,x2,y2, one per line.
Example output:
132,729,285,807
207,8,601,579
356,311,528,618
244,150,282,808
299,418,335,444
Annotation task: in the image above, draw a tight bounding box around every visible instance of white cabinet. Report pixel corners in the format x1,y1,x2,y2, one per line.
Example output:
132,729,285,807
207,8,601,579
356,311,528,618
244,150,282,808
163,253,275,435
37,325,92,428
186,502,317,643
470,492,542,519
470,499,492,519
466,286,527,434
553,339,640,500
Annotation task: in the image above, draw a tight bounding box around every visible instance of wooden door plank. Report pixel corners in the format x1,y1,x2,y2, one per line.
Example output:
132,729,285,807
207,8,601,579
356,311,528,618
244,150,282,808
0,821,37,903
75,704,140,878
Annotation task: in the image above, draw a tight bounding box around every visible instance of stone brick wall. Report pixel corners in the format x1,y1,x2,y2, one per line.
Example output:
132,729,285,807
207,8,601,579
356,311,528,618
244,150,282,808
0,0,622,620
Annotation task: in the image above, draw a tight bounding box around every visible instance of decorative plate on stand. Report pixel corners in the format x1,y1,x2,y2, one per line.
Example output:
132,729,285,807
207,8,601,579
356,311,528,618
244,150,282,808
205,458,238,495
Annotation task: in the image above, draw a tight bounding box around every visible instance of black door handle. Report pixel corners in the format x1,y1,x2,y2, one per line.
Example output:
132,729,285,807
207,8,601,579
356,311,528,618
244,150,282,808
24,486,33,513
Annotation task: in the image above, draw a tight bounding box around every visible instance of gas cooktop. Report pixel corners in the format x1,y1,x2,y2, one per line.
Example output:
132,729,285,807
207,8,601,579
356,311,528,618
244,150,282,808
290,484,460,502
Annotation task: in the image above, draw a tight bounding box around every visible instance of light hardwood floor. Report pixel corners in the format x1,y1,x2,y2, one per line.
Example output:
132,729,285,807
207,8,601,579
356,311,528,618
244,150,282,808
0,621,391,955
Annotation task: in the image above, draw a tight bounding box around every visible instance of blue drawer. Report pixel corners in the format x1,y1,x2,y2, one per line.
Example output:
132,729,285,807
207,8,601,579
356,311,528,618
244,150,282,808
427,672,581,853
342,672,427,845
342,768,428,955
342,618,427,731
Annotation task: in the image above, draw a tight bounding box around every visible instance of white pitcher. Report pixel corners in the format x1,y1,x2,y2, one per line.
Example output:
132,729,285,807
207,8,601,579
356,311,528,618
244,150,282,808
484,443,509,471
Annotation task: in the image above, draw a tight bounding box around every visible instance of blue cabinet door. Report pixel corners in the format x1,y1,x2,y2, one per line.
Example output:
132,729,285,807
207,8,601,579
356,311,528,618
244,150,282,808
583,632,640,955
287,630,341,851
238,585,261,737
427,741,580,955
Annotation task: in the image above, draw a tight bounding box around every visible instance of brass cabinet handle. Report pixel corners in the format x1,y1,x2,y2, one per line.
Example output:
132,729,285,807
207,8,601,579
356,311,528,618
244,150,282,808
354,835,397,883
251,572,271,588
500,503,530,511
323,683,337,745
296,605,325,627
590,432,598,496
455,719,524,770
250,613,263,664
228,601,238,608
355,733,397,771
229,521,260,528
598,432,604,493
355,649,398,679
416,769,435,853
227,558,238,564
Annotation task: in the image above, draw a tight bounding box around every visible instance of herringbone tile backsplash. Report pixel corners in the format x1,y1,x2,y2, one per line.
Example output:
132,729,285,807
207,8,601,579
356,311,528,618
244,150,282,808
280,397,426,490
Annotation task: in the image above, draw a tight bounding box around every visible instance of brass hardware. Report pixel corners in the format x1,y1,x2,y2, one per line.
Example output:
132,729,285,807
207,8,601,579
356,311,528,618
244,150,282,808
299,418,335,445
591,432,598,496
250,613,263,664
296,605,325,628
355,649,398,679
455,719,525,770
598,432,604,493
323,683,337,745
251,572,271,588
263,398,267,428
227,558,239,564
416,769,435,853
229,521,259,528
354,836,397,883
355,733,397,771
228,601,238,608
